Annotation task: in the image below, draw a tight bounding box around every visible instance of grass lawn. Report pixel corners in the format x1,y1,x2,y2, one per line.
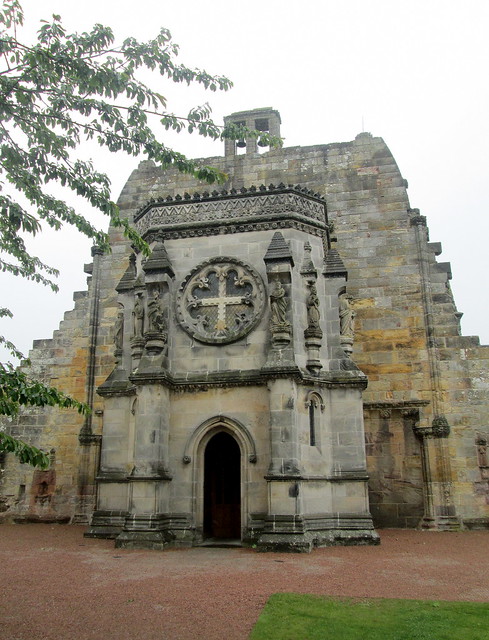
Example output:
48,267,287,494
249,593,489,640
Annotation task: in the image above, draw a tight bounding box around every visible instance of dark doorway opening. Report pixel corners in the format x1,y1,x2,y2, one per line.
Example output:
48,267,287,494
204,431,241,539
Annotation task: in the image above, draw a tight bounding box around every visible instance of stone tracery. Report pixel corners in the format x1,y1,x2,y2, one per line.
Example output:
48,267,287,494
177,257,266,344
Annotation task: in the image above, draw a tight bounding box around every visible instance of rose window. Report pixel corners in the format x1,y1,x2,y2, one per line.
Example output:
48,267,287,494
177,258,265,344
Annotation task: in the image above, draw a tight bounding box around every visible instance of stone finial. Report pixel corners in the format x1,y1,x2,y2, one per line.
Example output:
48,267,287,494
300,241,316,277
116,253,137,292
263,232,294,267
142,240,174,277
323,248,348,279
269,279,291,349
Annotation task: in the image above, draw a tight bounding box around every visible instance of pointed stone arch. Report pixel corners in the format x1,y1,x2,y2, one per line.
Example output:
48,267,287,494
182,415,257,542
305,390,325,448
182,415,257,465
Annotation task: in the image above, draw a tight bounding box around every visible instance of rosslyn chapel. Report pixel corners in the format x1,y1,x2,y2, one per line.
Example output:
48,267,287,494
1,109,488,550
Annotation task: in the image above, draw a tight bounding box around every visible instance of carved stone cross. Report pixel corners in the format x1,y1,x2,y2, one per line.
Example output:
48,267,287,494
194,268,247,331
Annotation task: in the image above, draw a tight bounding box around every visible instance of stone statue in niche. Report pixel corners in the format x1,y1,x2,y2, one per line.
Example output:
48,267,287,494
477,437,488,468
269,278,291,350
304,280,322,373
306,281,321,330
147,289,166,333
114,307,124,350
477,437,489,480
133,293,144,337
339,293,356,338
270,279,288,326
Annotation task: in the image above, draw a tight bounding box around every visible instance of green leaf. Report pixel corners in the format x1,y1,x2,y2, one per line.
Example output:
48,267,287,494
0,432,49,469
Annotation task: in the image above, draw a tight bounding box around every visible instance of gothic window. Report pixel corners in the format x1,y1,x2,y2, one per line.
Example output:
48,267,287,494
305,392,324,447
309,401,316,446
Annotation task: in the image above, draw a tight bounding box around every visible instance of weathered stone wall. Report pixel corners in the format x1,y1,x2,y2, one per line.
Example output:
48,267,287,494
2,115,488,531
0,292,90,520
0,173,146,521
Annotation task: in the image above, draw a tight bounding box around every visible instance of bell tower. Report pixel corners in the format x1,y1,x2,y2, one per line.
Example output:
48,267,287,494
224,107,281,156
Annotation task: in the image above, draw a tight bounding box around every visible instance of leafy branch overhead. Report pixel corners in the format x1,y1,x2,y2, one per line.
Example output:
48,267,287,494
0,431,49,468
0,362,90,468
0,1,281,467
0,0,281,286
0,363,89,417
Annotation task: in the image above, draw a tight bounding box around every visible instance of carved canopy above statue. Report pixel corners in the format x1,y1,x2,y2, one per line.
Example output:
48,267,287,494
176,257,266,344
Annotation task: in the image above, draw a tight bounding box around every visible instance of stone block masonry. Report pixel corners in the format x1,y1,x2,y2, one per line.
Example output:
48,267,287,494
1,108,487,544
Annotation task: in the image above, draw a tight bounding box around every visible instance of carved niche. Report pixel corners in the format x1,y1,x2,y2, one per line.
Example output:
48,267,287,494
176,257,266,344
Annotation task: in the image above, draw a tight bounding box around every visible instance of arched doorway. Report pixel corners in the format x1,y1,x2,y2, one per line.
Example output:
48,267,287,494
203,432,241,539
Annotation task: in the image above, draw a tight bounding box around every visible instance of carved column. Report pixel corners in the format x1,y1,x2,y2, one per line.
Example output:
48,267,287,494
412,415,460,530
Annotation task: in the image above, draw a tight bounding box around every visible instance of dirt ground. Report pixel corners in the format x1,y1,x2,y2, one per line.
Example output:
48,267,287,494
1,525,488,640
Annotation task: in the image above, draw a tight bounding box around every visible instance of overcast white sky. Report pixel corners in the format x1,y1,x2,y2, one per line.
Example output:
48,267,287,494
1,0,488,363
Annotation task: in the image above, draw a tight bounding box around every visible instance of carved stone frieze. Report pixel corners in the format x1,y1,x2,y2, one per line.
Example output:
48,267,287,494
142,219,326,244
134,189,327,237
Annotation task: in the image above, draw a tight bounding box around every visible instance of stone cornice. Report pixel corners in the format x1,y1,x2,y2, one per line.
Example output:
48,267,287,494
364,400,429,409
101,366,369,393
264,473,369,482
134,184,329,239
143,218,327,243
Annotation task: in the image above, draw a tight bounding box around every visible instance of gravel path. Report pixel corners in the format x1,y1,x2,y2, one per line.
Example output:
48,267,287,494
1,525,488,640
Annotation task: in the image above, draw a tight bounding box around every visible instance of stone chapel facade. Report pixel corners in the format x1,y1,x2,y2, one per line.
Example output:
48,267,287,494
1,108,488,550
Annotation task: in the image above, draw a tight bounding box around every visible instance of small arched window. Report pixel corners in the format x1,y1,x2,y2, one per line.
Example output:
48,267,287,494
305,392,324,447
